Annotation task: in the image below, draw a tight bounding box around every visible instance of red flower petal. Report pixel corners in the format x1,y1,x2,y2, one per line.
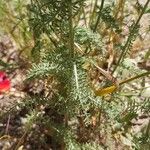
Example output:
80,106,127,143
0,71,11,92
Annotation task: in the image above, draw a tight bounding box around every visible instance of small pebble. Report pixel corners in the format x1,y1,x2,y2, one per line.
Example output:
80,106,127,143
10,88,16,92
14,92,22,97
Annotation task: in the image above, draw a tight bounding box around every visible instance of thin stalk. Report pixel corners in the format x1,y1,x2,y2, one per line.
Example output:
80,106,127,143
66,0,74,128
93,0,105,32
113,0,150,73
68,0,74,58
74,62,79,90
82,6,88,28
5,115,10,135
119,71,150,85
91,60,116,83
94,71,150,97
89,0,98,27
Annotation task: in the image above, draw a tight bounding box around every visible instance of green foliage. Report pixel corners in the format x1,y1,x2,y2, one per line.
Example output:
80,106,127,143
74,27,103,53
101,6,121,33
27,62,56,79
23,0,150,149
0,0,150,149
27,0,86,59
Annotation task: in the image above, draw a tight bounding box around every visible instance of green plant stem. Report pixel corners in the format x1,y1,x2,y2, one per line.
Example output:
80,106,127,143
119,71,150,85
82,5,87,27
93,0,105,32
68,0,74,58
89,0,98,26
113,0,150,73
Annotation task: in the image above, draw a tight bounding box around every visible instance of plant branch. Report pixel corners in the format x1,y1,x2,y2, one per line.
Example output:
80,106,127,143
68,0,74,58
93,0,105,32
89,0,98,27
113,0,150,73
119,71,150,85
